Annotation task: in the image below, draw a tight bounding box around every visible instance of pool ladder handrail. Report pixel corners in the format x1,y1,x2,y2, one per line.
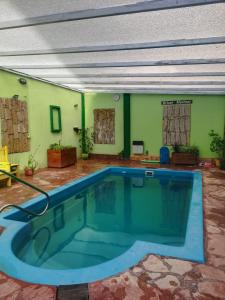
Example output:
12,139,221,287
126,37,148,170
0,169,50,217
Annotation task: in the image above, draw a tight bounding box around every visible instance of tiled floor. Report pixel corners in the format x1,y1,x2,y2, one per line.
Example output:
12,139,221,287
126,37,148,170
0,159,225,300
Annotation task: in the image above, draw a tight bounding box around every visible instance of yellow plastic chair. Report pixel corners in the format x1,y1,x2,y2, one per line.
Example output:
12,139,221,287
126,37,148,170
0,146,11,186
0,146,18,187
0,145,9,163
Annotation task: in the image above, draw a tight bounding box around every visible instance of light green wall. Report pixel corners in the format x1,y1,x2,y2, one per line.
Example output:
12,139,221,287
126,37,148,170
190,96,225,157
85,93,124,155
131,94,225,158
0,69,81,169
131,95,162,157
0,69,29,101
85,93,225,158
1,68,224,165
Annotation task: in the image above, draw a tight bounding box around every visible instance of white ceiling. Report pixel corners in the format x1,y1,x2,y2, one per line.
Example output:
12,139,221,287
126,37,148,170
0,0,225,94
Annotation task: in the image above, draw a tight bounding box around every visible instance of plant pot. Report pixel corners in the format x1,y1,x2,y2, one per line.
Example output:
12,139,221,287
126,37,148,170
24,168,34,176
47,148,77,168
81,153,89,160
171,152,198,165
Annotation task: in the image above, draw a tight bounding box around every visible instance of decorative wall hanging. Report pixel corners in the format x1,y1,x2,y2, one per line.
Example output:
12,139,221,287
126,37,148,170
94,109,115,144
162,102,191,146
0,97,30,153
50,105,62,133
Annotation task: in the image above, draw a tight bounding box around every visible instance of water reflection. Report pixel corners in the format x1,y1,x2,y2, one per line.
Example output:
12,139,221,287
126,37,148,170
16,174,192,269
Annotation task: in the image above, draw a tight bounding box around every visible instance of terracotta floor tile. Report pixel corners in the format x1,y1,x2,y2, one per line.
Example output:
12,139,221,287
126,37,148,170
0,159,225,300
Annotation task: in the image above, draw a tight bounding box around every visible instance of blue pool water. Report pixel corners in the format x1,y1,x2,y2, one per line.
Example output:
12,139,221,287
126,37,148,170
15,173,192,269
0,167,204,285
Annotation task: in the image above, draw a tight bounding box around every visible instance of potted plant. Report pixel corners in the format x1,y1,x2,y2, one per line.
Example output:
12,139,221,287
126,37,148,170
47,141,77,168
209,130,225,170
24,154,38,176
118,150,125,160
171,144,199,165
77,128,94,159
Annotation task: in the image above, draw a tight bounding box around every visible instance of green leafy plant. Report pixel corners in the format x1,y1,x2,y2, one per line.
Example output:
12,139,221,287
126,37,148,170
209,130,225,160
27,154,38,171
78,128,94,156
172,144,181,153
182,146,199,156
118,150,124,160
49,141,73,150
172,144,199,156
24,145,40,175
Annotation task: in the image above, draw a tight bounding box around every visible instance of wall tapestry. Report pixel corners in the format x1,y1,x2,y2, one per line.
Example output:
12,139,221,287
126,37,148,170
0,98,30,153
162,103,191,146
94,109,115,144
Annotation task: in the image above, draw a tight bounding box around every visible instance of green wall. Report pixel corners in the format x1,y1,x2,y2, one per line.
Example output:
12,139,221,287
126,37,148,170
0,69,81,169
85,93,225,158
85,93,124,155
131,95,162,157
1,68,225,167
191,96,225,157
131,94,225,158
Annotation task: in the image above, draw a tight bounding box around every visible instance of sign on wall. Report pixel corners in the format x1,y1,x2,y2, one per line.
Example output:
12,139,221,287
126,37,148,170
161,100,192,105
